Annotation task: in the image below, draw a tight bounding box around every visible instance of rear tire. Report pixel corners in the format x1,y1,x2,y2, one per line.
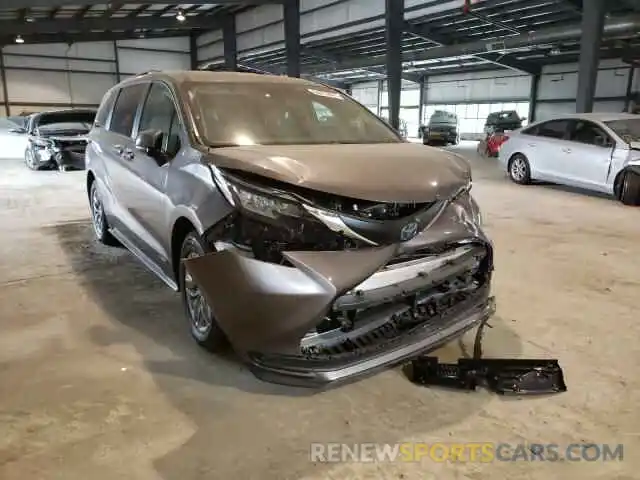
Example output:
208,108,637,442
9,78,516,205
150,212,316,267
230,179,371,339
620,171,640,206
89,181,119,246
179,231,228,352
508,154,531,185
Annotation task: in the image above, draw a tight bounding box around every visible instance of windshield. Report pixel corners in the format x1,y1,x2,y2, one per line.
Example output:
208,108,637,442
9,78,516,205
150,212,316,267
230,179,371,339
36,112,95,135
187,82,401,146
605,119,640,143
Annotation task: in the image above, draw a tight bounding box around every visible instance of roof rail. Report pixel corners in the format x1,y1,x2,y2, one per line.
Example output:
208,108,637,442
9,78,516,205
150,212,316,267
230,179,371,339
200,63,274,75
133,69,162,77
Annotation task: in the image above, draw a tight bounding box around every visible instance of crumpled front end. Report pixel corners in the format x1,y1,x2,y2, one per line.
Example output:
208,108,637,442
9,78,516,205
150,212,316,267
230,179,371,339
183,172,495,387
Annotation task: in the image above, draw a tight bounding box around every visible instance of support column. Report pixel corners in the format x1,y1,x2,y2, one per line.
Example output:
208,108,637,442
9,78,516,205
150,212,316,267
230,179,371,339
377,79,383,117
223,15,237,70
418,75,426,130
0,47,9,116
575,0,606,113
284,0,301,77
385,0,403,130
624,67,635,113
528,73,540,122
113,40,121,83
189,33,198,70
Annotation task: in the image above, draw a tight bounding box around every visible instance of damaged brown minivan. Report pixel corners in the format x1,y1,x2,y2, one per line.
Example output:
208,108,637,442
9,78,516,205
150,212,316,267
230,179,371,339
86,70,495,387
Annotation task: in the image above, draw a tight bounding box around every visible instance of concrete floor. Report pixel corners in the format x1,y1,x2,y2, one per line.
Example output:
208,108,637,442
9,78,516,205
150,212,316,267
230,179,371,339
1,143,639,480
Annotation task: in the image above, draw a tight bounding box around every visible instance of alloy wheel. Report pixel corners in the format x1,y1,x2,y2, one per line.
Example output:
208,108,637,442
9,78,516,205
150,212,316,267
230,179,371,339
510,157,526,181
184,251,213,334
91,186,104,238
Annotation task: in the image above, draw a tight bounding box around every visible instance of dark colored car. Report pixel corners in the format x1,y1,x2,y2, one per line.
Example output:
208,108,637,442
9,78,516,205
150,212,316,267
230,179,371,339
422,110,460,146
23,109,96,171
483,110,523,135
86,70,495,387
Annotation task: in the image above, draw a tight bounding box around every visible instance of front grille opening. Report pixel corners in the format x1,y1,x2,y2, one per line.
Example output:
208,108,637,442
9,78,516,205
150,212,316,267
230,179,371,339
300,263,487,359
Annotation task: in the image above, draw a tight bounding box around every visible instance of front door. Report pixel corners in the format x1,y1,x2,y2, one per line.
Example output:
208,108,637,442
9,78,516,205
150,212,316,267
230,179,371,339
121,82,186,274
564,119,614,191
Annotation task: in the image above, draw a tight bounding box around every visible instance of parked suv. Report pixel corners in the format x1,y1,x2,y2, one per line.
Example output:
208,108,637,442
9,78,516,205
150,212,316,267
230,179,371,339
86,71,495,387
422,110,460,146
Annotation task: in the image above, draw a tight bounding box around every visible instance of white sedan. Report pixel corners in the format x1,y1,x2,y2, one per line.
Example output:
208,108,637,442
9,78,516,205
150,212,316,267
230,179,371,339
499,113,640,205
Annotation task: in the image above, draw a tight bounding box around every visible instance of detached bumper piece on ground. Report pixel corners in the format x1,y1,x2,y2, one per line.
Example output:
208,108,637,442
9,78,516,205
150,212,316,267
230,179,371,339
407,315,567,395
409,356,567,395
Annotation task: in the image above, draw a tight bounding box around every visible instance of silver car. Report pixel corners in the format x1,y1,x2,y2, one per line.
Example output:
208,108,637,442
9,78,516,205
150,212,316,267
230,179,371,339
499,113,640,205
86,70,495,387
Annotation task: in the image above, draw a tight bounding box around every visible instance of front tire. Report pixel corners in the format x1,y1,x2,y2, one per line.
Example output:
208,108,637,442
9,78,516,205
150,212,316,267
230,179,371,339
89,181,119,246
24,147,41,170
620,171,640,206
179,231,228,351
508,154,531,185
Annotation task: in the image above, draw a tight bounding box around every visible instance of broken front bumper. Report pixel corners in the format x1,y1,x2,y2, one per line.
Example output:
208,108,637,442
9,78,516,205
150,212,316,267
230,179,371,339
184,193,494,387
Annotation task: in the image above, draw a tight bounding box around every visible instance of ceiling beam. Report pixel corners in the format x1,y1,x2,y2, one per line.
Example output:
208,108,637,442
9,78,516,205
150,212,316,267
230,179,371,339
0,29,190,46
302,45,421,82
0,13,224,36
404,21,541,75
0,0,282,7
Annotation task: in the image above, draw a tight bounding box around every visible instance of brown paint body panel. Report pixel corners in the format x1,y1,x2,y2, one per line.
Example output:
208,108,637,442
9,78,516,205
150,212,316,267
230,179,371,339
183,193,492,361
206,143,471,203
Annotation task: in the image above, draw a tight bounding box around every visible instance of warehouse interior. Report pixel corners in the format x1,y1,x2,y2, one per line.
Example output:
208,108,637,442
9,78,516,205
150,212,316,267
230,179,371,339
1,1,640,479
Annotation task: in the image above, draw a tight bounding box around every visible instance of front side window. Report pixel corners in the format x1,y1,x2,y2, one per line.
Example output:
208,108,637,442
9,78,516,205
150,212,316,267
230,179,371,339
569,120,612,147
109,83,147,137
187,81,401,146
138,83,182,157
605,118,640,144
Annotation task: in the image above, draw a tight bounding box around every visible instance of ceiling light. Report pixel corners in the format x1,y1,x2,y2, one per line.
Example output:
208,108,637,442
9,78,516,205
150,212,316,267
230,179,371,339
15,35,24,44
25,15,35,23
176,10,186,22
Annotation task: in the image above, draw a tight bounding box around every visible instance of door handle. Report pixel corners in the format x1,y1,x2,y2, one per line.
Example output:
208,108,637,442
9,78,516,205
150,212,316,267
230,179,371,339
122,149,135,161
113,144,124,155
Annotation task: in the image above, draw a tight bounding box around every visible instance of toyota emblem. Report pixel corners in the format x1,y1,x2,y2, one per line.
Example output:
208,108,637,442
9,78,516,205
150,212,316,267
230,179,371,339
400,222,419,241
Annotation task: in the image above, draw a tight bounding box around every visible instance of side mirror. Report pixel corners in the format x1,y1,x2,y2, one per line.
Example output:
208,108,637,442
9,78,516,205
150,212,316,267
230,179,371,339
135,129,166,164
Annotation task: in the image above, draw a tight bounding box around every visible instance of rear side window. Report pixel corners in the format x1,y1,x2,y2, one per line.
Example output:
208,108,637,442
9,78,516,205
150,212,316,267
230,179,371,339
109,83,147,137
535,119,570,140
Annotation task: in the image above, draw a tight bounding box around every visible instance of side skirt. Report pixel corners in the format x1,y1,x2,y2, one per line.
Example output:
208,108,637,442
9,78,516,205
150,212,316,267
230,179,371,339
109,227,179,291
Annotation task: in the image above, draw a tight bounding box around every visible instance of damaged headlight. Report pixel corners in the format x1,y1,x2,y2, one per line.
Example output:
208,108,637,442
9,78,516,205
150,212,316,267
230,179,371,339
212,168,304,219
233,185,303,219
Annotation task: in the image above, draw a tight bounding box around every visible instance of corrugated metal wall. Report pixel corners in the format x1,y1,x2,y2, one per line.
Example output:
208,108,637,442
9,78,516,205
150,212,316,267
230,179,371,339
0,37,190,116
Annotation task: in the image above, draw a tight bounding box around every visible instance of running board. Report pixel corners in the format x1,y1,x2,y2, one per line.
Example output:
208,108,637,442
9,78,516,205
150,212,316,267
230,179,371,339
109,227,178,291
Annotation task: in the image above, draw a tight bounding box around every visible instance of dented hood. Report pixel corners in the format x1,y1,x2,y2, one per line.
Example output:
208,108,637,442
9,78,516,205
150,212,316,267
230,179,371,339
205,143,471,203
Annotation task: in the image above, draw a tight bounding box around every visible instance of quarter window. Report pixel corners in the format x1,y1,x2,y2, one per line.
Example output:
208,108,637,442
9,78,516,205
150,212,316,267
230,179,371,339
109,83,147,137
95,89,116,128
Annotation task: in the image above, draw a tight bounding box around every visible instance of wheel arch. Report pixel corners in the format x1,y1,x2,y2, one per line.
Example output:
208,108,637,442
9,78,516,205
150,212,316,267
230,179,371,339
86,170,96,200
170,216,198,290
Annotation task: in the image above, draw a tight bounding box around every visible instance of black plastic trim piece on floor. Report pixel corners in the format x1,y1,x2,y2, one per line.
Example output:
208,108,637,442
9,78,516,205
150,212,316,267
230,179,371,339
408,356,567,395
